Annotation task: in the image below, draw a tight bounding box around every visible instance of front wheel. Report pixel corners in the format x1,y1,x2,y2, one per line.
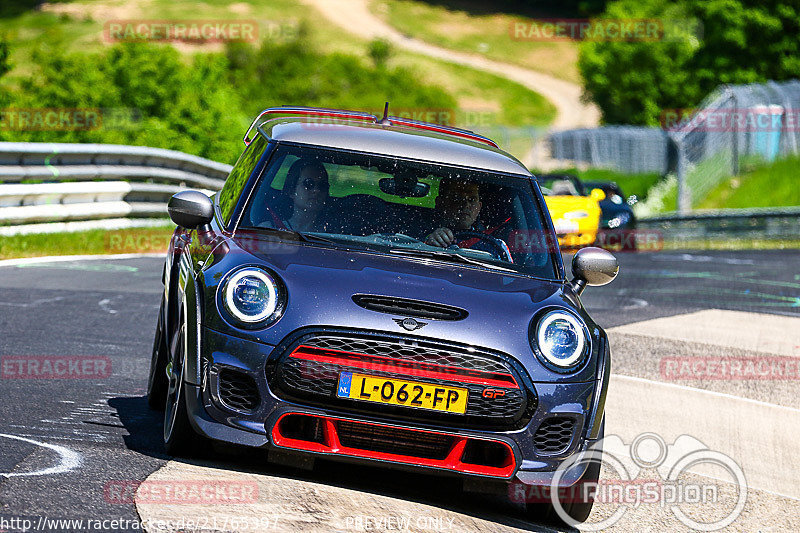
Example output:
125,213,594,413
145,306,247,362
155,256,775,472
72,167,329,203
525,420,604,526
163,321,204,456
146,297,169,410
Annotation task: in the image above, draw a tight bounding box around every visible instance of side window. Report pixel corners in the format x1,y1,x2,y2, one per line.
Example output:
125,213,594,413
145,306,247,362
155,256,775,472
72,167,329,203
217,135,269,225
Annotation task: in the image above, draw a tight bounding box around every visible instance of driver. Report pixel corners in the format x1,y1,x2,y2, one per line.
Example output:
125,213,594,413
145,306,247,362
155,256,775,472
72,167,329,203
424,179,484,247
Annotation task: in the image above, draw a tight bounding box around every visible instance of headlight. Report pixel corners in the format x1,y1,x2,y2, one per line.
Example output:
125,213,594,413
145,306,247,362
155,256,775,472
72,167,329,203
564,210,589,219
533,310,589,370
608,212,631,228
221,267,283,326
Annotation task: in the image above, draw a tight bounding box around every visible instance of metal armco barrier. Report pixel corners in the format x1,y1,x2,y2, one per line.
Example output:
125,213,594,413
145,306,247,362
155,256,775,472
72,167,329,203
638,207,800,243
0,142,231,235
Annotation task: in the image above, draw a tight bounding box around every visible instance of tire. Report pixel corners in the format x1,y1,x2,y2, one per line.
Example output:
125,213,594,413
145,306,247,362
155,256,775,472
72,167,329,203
525,421,604,526
146,297,169,410
163,320,205,457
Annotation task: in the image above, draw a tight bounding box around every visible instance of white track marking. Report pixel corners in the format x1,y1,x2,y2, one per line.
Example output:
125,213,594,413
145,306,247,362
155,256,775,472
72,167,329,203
606,374,800,500
621,298,648,310
0,296,65,307
0,253,163,268
609,308,800,357
0,433,82,478
99,298,118,314
614,374,800,414
650,253,756,265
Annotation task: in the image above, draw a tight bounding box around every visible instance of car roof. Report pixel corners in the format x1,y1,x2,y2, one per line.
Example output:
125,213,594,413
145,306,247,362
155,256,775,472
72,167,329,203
256,116,531,176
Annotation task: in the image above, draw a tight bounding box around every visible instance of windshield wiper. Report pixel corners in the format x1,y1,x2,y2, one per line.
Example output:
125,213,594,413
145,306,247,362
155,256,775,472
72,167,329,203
245,227,337,245
388,248,514,271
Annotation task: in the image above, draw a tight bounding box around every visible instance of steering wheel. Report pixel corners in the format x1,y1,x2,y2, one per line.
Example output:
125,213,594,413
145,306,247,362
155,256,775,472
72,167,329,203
449,230,513,263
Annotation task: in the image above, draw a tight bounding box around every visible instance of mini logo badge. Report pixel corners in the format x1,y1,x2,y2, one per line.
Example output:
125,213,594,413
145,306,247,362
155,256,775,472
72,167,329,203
393,317,427,331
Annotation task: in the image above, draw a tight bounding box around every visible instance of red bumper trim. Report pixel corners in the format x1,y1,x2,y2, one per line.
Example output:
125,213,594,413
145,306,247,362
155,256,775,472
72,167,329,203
289,345,519,389
271,413,517,478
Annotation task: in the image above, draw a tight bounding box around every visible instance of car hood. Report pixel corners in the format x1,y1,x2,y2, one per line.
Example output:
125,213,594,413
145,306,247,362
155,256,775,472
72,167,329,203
201,236,596,383
598,200,633,216
543,196,601,219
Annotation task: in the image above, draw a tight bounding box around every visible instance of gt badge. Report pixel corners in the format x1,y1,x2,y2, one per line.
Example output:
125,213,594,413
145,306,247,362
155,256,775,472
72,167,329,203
393,317,427,331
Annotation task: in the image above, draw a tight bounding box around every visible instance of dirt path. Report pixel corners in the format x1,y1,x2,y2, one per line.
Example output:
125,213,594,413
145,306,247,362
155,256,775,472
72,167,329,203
302,0,600,131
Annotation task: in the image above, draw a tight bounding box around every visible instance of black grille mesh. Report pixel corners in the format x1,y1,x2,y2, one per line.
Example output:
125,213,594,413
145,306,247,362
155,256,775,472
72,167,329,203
533,417,575,454
336,420,454,459
305,335,509,374
218,369,260,411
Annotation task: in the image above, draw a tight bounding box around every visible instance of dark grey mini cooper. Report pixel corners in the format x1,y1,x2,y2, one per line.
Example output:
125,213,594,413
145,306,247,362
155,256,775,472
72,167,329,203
148,106,619,525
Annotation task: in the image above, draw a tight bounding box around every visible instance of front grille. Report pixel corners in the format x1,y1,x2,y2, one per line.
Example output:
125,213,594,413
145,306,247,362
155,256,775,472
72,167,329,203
269,331,535,430
337,420,454,460
352,294,468,321
217,369,260,411
533,417,575,454
306,335,509,375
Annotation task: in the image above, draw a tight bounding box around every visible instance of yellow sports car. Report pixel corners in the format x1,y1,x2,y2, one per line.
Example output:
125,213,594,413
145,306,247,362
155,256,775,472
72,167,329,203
536,174,605,248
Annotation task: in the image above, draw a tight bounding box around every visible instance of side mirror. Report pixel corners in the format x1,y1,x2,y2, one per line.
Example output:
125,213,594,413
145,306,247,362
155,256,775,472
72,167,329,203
589,188,606,202
570,247,618,295
168,190,214,229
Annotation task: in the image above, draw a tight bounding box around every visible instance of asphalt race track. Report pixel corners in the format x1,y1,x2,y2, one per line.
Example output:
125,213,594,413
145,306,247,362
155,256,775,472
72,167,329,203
0,251,798,532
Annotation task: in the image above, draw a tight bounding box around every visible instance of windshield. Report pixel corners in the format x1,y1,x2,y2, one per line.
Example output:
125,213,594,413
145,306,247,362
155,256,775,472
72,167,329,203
536,175,587,197
238,143,559,279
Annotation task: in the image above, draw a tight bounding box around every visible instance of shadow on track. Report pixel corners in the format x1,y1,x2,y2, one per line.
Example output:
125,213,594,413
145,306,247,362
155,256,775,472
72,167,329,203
110,395,567,532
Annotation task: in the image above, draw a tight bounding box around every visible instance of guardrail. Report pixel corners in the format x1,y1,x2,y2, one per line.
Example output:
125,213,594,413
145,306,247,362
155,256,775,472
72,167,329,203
0,142,231,235
639,207,800,244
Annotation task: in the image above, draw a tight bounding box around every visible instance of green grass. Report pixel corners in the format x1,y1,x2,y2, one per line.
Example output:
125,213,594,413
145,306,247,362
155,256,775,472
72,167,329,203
698,156,800,210
370,0,581,83
0,225,175,260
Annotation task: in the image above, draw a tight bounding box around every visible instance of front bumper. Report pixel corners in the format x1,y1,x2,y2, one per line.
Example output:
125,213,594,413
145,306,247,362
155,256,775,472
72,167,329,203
188,326,605,486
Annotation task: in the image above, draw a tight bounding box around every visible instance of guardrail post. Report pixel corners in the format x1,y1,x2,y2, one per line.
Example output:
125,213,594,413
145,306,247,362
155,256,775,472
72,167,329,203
675,138,690,214
731,92,739,176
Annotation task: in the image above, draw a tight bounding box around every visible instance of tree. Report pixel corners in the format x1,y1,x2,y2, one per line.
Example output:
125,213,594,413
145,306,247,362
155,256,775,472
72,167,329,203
579,0,800,125
5,42,246,163
0,35,11,107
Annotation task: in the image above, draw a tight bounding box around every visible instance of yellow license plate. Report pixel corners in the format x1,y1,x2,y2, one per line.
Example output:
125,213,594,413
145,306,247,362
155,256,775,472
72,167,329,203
337,372,468,414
